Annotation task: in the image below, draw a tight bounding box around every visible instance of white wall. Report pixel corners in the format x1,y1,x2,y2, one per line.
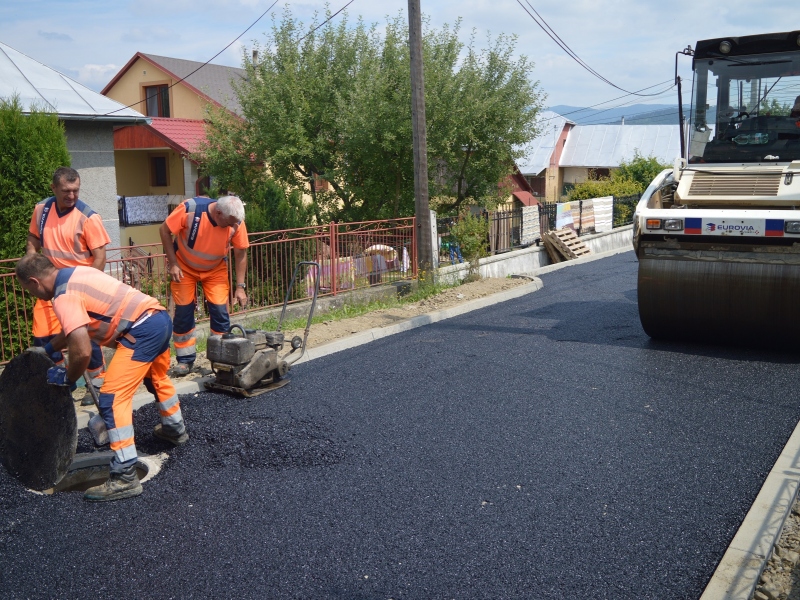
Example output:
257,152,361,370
63,120,121,247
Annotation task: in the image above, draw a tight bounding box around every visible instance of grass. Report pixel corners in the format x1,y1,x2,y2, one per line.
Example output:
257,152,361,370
190,276,459,355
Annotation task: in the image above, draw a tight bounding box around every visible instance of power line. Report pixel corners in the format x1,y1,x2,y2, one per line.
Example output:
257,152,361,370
544,82,677,125
566,88,680,124
516,0,670,98
296,0,357,43
102,0,280,117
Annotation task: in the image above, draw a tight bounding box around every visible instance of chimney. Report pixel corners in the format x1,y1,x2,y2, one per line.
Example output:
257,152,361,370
252,49,259,63
621,116,625,125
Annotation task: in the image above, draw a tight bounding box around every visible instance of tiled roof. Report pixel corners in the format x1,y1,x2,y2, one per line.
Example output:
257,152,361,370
147,117,207,154
142,54,246,115
0,42,145,122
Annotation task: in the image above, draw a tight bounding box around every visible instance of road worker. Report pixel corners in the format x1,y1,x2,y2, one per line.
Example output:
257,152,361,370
15,253,188,502
159,195,249,376
27,167,110,405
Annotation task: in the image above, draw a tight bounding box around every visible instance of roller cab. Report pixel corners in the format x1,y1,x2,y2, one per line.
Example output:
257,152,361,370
634,31,800,343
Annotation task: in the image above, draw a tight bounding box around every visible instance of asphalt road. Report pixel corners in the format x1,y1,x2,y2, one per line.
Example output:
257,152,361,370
3,250,800,599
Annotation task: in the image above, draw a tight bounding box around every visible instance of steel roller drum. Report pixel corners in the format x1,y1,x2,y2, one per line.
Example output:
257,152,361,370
637,257,800,344
0,352,77,490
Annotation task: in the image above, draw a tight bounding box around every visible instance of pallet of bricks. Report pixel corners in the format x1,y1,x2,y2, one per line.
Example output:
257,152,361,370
541,227,591,263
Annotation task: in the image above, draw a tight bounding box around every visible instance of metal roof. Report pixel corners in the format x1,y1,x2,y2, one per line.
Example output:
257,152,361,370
0,42,146,122
516,110,574,176
141,54,246,115
560,124,680,168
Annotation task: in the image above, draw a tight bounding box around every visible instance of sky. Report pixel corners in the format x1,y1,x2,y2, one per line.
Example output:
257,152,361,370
0,0,796,114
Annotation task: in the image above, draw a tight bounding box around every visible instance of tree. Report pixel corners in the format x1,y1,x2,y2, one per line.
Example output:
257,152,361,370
0,95,70,259
199,8,544,223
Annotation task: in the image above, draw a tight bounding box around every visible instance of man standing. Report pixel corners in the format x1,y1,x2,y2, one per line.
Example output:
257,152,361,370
15,253,188,502
159,195,249,375
27,167,111,404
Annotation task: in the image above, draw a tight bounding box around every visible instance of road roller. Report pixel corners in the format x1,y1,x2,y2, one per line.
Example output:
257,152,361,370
634,30,800,344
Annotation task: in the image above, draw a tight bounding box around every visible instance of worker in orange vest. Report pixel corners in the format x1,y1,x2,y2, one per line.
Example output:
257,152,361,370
159,195,249,375
27,167,110,405
16,253,188,502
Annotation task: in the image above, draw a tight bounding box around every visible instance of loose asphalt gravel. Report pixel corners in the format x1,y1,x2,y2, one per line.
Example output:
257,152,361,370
3,251,800,599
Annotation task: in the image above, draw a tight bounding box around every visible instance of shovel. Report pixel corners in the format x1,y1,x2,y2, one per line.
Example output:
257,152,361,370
83,374,109,446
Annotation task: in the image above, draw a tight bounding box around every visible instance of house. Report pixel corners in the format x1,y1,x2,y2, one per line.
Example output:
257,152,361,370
519,110,681,203
101,53,246,245
0,42,148,248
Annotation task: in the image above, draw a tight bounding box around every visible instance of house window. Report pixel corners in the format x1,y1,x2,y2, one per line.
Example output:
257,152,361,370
312,173,329,192
150,155,169,187
144,84,170,117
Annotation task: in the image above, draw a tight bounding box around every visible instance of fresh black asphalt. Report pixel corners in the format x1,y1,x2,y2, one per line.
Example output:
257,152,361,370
3,250,800,599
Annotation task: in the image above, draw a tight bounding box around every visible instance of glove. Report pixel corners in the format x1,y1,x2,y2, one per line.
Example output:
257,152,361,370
46,366,76,392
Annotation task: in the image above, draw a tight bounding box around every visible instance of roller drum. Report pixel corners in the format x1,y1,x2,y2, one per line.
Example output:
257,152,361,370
637,257,800,344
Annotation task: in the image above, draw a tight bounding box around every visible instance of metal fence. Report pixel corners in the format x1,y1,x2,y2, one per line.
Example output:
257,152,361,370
0,218,416,364
537,195,640,233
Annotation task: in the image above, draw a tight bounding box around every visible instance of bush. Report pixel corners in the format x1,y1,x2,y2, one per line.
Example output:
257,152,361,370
567,151,669,202
450,212,489,279
0,95,70,259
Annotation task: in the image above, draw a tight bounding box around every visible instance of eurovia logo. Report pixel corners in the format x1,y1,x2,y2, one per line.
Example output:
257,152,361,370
706,223,716,232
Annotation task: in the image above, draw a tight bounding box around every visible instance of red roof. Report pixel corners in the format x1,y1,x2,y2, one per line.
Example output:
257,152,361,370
113,117,207,156
512,191,538,206
148,117,207,154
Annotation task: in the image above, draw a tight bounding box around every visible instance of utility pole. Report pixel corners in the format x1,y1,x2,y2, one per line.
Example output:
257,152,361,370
408,0,433,273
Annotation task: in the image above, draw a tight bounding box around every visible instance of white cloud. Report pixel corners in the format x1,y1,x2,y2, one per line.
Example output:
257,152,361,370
76,64,121,88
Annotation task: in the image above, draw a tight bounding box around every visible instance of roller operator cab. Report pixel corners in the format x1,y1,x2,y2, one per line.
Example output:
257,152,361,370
633,31,800,344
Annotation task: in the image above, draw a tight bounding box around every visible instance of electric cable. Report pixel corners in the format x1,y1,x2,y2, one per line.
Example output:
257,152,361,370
296,0,357,43
516,0,673,97
102,0,280,117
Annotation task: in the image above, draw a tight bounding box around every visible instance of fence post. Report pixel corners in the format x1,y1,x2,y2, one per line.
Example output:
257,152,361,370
330,221,338,296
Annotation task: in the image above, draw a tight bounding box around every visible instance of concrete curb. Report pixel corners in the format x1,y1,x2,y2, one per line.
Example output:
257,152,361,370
700,421,800,599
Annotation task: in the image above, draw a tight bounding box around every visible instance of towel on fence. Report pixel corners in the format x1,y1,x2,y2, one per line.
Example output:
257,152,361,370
520,205,540,245
306,257,356,296
556,203,575,231
592,196,614,233
580,199,596,233
119,195,180,225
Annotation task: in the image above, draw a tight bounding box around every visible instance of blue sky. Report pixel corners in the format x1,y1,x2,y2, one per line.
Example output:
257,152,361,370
0,0,795,110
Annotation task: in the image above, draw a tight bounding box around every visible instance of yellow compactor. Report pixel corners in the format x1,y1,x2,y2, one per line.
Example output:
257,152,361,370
634,31,800,343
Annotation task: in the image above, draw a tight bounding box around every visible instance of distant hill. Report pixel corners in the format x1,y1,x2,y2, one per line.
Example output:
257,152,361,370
548,103,691,126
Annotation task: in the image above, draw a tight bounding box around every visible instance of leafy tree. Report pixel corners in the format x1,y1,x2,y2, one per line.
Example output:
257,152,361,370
199,8,544,223
0,95,70,259
762,97,791,116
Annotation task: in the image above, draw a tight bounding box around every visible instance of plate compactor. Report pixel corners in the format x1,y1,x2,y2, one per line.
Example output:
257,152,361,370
204,261,319,397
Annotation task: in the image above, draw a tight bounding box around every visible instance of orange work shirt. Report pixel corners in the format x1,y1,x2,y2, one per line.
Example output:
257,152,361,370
28,198,110,268
164,198,249,272
52,266,164,347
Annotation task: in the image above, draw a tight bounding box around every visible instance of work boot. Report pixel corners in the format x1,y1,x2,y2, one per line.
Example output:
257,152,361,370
153,423,189,446
80,379,101,406
84,465,142,502
170,362,194,377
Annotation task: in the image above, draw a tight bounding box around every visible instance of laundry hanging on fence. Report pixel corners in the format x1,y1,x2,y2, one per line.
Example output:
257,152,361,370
520,205,540,246
556,202,575,230
580,199,596,233
305,257,355,296
592,196,614,233
117,195,180,225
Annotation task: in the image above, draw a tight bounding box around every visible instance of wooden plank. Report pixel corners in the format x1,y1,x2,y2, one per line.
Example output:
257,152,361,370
541,232,563,263
550,228,591,260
